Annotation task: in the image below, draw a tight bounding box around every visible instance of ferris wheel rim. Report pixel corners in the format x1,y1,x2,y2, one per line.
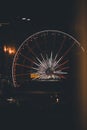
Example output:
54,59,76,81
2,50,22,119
12,30,86,87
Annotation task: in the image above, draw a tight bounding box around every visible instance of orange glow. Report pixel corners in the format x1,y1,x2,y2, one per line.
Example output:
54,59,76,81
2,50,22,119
4,46,7,52
30,73,40,79
75,0,87,129
4,45,16,55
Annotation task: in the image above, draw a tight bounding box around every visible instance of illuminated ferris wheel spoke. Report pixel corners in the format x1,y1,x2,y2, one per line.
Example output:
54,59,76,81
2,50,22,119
53,68,67,74
54,71,68,74
40,54,49,68
54,53,58,61
59,75,66,79
54,59,69,70
31,67,39,71
15,63,32,69
34,55,47,68
46,54,49,61
44,33,49,52
52,56,63,68
56,66,69,71
58,42,75,63
57,36,67,56
41,54,46,62
50,52,53,62
14,73,30,77
20,53,34,63
36,57,47,69
27,44,38,58
33,61,40,67
63,42,75,57
53,73,66,79
34,38,42,53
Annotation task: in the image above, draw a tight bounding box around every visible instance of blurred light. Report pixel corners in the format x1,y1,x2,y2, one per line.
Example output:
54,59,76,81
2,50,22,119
50,95,53,98
21,17,31,21
56,98,59,103
0,22,9,27
4,45,7,52
4,45,16,55
22,17,26,20
27,18,31,21
6,97,16,103
30,73,40,79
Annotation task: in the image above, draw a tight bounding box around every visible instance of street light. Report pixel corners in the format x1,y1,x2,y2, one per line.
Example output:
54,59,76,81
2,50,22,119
4,45,16,55
3,45,16,85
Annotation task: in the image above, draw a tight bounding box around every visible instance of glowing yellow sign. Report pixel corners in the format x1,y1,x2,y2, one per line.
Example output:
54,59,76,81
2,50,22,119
30,73,40,79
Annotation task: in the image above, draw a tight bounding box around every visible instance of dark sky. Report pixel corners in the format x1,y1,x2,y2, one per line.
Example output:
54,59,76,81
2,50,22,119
0,0,76,31
0,0,77,46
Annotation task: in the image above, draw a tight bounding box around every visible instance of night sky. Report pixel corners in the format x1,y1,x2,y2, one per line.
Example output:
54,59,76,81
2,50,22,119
0,0,76,32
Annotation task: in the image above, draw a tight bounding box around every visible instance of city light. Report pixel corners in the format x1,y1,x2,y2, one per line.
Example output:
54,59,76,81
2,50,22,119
4,45,16,55
4,45,7,52
6,97,16,103
21,17,31,21
22,17,26,20
56,98,59,103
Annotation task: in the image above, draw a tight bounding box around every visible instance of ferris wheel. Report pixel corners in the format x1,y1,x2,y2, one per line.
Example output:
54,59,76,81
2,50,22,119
12,30,85,88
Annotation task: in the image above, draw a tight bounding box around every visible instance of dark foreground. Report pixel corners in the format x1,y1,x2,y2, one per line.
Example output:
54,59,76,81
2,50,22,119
0,86,78,130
